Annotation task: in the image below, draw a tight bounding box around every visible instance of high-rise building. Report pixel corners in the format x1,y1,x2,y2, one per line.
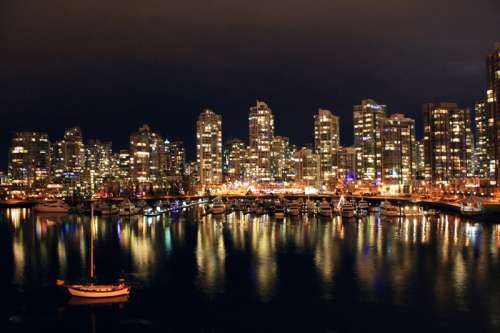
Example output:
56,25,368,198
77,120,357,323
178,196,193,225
129,124,165,189
314,109,340,183
196,109,223,187
353,99,386,182
486,43,500,185
249,100,274,182
83,140,113,193
292,147,320,187
413,140,426,180
50,140,65,183
474,101,493,179
423,103,473,185
63,127,85,176
270,136,290,182
338,146,357,181
165,140,186,178
118,149,131,184
382,113,415,193
223,139,246,183
149,134,165,187
8,132,50,190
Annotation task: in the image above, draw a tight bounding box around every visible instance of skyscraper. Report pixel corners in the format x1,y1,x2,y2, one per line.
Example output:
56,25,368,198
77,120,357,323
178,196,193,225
486,43,500,185
423,103,473,185
249,100,274,182
118,149,131,185
338,146,356,181
165,140,186,178
474,101,493,179
223,139,246,183
314,109,340,183
270,136,290,182
413,140,426,180
63,127,85,176
8,132,50,190
382,113,415,193
83,140,113,194
292,147,320,187
353,99,386,182
50,140,65,184
196,109,223,187
129,124,165,190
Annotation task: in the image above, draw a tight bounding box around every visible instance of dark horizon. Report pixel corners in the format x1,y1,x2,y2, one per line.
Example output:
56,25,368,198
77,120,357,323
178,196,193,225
1,0,499,169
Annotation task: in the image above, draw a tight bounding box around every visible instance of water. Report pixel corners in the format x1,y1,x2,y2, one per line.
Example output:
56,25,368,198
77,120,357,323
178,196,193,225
1,208,500,332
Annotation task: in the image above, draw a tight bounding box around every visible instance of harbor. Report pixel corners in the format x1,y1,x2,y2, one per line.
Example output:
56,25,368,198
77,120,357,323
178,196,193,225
1,194,499,222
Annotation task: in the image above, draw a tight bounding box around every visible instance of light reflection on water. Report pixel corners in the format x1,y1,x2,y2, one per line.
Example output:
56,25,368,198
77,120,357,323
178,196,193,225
2,208,500,329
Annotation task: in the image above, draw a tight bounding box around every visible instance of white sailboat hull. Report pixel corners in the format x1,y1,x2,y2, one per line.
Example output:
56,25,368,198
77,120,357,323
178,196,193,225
67,284,130,298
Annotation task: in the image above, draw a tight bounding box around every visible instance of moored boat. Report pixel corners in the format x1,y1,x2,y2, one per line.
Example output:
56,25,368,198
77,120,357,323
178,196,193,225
143,206,162,217
62,204,130,298
67,283,130,298
274,205,285,220
460,198,483,217
34,200,70,213
210,198,226,215
379,201,401,217
341,202,355,218
319,199,332,218
402,205,424,216
287,200,301,217
119,200,141,216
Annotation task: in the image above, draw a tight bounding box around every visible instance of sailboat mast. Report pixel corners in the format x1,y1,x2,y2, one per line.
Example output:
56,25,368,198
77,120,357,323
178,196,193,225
90,202,94,280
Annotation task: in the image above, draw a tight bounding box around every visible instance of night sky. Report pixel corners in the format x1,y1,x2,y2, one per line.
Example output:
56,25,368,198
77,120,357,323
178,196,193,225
1,0,499,169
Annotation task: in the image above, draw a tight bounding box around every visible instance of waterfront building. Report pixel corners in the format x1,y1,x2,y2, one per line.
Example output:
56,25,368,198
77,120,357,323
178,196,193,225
293,147,320,187
270,136,290,182
50,140,65,183
63,127,85,175
129,124,165,191
474,101,493,179
413,140,426,180
338,146,357,181
423,103,473,185
118,149,131,183
486,43,500,185
165,140,186,178
248,100,274,182
382,113,415,193
149,134,165,188
353,99,386,182
196,109,223,187
61,127,85,195
83,140,113,194
314,109,340,183
8,132,50,190
223,139,246,183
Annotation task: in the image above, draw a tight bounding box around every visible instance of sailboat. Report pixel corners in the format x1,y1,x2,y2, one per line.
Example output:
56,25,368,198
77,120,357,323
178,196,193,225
61,203,130,298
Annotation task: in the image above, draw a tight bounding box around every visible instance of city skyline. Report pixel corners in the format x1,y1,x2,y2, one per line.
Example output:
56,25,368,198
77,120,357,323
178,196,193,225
0,95,486,169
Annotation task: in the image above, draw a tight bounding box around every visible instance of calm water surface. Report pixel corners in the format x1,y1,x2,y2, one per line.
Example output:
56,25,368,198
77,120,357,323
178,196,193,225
1,208,500,332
